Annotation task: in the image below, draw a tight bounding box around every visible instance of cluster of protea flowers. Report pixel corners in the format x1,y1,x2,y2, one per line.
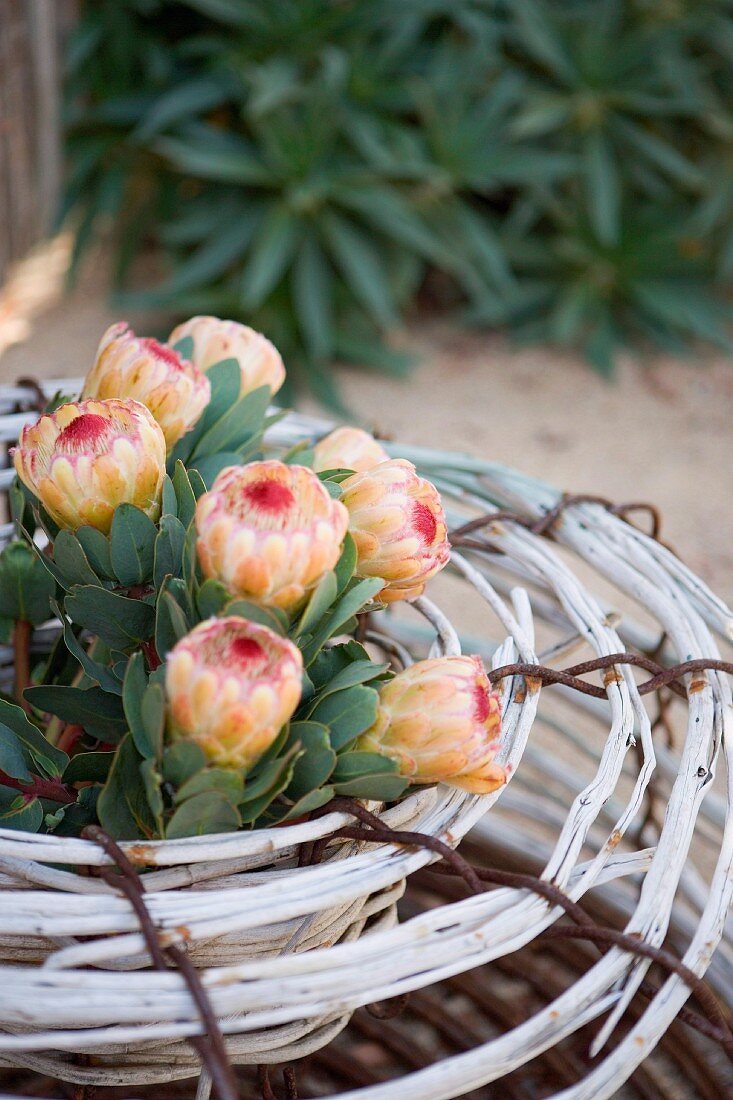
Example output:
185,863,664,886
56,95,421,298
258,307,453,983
12,315,504,793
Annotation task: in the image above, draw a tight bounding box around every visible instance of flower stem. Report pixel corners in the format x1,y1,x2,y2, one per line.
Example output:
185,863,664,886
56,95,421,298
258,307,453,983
13,620,32,714
0,769,76,805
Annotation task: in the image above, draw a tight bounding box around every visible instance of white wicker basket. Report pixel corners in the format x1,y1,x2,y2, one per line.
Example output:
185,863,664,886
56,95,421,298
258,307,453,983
0,379,731,1099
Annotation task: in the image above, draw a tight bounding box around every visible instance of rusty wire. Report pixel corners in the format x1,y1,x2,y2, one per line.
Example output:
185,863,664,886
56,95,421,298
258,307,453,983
310,799,733,1061
450,493,663,542
82,826,239,1100
489,652,733,702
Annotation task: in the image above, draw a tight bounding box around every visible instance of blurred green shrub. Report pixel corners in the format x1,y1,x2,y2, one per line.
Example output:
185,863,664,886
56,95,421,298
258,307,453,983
65,0,733,403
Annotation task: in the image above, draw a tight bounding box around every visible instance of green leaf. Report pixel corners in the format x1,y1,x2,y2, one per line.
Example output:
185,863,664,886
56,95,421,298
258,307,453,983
331,751,397,780
182,521,200,592
0,541,56,624
123,651,153,757
190,452,242,489
156,130,271,185
331,752,407,800
584,132,620,247
162,475,178,516
169,358,242,468
196,578,230,619
286,721,336,800
155,209,261,300
301,577,384,664
225,598,288,634
25,685,127,742
0,699,68,778
154,514,187,588
166,790,241,838
333,772,408,801
283,786,335,819
190,385,271,460
309,640,372,689
174,766,244,804
134,74,237,142
56,603,122,694
239,747,297,806
155,588,190,661
97,733,156,840
293,570,338,637
76,526,114,579
322,211,395,328
334,533,357,594
65,585,155,650
169,459,200,525
240,206,299,309
311,659,388,698
238,751,300,824
140,755,164,833
293,232,334,359
63,751,115,783
0,788,44,832
0,732,31,781
256,785,333,826
52,530,101,587
110,504,157,586
141,683,166,760
46,785,99,836
162,740,208,787
308,685,379,750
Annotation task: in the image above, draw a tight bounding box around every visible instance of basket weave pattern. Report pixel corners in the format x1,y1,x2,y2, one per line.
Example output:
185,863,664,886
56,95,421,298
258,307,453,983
0,380,731,1098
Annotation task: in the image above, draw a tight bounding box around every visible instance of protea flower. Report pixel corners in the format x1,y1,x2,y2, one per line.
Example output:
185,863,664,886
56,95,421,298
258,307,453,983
82,322,210,449
340,459,450,602
313,426,389,473
167,315,285,398
358,655,505,794
165,617,302,769
195,460,349,613
13,398,166,533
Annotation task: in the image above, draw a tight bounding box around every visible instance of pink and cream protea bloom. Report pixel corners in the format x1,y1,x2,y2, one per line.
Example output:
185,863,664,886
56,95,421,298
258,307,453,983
313,426,389,474
168,315,285,398
165,617,303,769
340,459,450,603
358,655,505,794
82,322,210,449
13,398,166,533
195,460,349,613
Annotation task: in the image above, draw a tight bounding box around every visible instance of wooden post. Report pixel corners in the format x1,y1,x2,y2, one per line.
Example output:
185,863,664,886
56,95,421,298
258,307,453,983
0,0,70,284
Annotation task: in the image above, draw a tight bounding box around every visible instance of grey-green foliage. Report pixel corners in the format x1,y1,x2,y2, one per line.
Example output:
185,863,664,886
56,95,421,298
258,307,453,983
65,0,733,401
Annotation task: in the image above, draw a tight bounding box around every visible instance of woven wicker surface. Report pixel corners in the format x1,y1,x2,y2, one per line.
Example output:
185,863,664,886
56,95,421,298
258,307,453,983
1,840,731,1100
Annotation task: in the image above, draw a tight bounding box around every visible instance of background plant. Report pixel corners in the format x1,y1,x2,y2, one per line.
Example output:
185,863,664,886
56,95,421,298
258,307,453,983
65,0,733,402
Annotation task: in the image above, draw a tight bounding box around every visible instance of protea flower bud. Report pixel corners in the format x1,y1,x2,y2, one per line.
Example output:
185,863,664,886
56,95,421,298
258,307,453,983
166,617,302,769
195,460,349,612
340,459,449,603
313,426,389,473
82,322,211,449
358,655,504,794
167,315,285,398
13,398,166,533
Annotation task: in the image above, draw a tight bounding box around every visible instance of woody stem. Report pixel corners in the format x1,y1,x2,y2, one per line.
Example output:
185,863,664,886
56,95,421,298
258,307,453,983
13,620,32,714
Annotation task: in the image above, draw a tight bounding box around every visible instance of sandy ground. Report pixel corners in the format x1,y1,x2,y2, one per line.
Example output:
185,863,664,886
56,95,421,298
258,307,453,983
1,258,731,607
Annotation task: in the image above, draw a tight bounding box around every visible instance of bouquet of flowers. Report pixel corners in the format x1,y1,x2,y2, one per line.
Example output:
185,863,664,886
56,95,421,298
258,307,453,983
0,317,504,840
